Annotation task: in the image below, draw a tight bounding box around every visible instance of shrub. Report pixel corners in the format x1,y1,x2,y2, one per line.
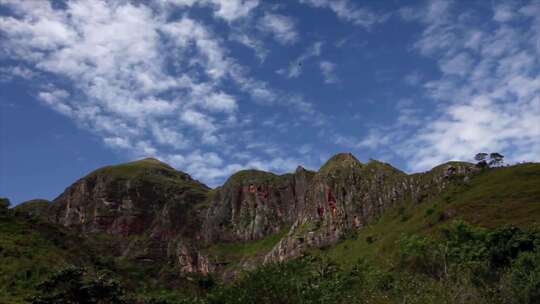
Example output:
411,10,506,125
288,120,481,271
31,266,127,304
502,250,540,304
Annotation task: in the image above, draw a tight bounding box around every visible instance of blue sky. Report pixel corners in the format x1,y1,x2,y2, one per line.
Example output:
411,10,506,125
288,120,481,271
1,0,539,204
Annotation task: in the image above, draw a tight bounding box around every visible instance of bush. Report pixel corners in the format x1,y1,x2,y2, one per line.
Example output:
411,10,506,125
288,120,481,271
500,250,540,304
31,266,127,304
206,256,362,304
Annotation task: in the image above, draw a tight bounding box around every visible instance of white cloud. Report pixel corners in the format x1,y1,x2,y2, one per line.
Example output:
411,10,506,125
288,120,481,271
104,137,132,150
164,0,259,22
493,3,516,23
258,13,298,45
277,42,322,78
37,89,73,116
392,0,540,170
211,0,259,22
181,109,216,133
319,61,338,84
202,92,238,113
439,52,474,76
229,32,268,61
299,0,385,28
0,0,318,186
0,66,37,81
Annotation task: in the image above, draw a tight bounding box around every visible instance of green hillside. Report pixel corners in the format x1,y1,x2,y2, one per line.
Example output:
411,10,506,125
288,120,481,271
318,163,540,268
0,211,96,303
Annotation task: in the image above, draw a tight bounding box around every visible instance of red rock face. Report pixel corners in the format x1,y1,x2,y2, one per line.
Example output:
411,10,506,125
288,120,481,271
202,167,314,244
48,162,210,269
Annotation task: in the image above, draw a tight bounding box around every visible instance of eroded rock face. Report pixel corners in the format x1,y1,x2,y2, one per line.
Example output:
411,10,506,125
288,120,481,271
42,154,476,277
203,167,315,243
265,156,476,262
49,158,210,266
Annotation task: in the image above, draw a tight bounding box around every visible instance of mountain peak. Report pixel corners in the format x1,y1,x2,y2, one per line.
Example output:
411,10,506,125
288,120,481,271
224,169,280,186
319,152,362,173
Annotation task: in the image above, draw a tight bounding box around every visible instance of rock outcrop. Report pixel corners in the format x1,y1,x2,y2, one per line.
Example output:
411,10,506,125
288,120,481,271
203,167,315,243
37,153,476,277
265,155,476,262
48,158,210,271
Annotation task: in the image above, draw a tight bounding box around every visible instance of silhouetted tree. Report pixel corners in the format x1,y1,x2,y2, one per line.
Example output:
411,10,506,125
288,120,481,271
489,152,504,167
474,152,504,168
474,153,489,168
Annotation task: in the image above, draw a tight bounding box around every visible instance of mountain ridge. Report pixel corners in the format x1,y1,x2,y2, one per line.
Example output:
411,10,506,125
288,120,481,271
15,153,479,273
5,153,540,303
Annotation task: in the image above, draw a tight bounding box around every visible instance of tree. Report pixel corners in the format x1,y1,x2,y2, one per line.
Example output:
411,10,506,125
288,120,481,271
474,152,504,168
0,197,10,213
489,152,504,167
474,153,489,168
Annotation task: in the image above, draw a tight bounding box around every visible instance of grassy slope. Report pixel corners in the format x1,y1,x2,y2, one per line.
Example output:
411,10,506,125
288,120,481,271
205,228,290,274
0,213,98,303
13,199,50,218
315,163,540,269
87,158,209,196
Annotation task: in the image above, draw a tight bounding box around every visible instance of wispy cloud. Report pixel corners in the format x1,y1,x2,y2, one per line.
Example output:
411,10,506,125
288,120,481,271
258,13,298,45
319,61,338,84
0,0,321,185
229,32,269,62
394,0,540,170
299,0,387,28
164,0,259,22
277,42,322,78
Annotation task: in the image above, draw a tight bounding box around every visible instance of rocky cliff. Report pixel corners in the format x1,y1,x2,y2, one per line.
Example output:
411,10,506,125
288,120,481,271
29,153,476,278
46,158,211,273
202,166,314,243
265,154,476,262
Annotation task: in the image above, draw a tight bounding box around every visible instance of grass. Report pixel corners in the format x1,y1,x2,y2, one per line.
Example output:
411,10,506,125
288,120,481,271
319,152,362,174
13,199,50,218
86,158,209,193
206,228,290,267
224,169,288,187
0,213,94,303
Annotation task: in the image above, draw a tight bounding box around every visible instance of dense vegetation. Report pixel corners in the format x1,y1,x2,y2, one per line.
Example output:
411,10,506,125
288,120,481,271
27,222,540,304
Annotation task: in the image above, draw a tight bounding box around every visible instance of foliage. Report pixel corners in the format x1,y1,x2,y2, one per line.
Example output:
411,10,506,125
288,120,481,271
474,152,504,168
0,197,11,212
13,199,50,218
206,255,362,304
31,266,127,304
501,249,540,304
